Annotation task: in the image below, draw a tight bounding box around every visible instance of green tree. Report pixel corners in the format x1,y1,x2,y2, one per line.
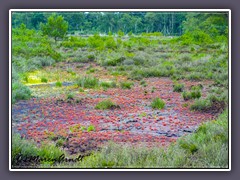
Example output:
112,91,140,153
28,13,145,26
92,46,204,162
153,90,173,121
40,14,68,42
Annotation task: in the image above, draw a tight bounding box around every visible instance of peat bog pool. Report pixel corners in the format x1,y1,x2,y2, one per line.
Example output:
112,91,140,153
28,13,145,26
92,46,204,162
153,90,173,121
12,63,218,155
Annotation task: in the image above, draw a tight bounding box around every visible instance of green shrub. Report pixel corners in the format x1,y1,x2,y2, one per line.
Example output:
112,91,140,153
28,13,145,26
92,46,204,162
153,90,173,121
55,81,62,87
66,92,74,100
151,97,165,109
104,57,125,66
182,90,201,100
173,83,184,92
95,99,120,110
100,81,117,89
190,93,226,112
56,138,65,147
12,134,39,166
87,125,96,132
12,133,65,167
191,84,203,91
79,88,85,92
86,68,96,74
190,98,212,111
41,77,48,83
87,54,95,61
12,82,31,103
120,81,133,89
76,76,99,88
179,141,198,154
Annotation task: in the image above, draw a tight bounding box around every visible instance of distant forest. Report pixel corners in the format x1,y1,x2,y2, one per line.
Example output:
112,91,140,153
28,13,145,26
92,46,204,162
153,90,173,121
12,11,228,36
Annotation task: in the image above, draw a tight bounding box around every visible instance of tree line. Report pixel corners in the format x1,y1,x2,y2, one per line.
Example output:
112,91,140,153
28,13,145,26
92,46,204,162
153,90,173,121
12,12,187,36
12,11,228,38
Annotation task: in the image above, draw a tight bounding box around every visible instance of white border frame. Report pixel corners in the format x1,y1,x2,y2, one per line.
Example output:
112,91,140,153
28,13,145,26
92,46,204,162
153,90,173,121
9,9,231,171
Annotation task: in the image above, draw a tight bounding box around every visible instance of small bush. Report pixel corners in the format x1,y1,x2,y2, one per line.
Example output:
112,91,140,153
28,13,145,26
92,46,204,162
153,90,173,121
95,99,120,110
191,84,203,91
79,88,84,92
87,54,95,61
179,141,198,154
173,83,184,92
56,81,62,87
12,82,31,103
76,76,99,88
120,81,133,89
190,98,212,111
41,77,48,83
87,125,96,132
66,92,74,100
12,133,65,167
56,138,65,147
151,97,165,109
182,90,201,100
100,81,117,89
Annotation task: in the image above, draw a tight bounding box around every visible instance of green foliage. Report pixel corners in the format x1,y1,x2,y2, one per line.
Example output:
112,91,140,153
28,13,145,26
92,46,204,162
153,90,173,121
55,138,65,147
191,84,203,91
76,76,99,88
41,77,48,83
117,30,124,37
179,141,198,154
12,134,39,166
12,133,65,167
103,57,125,66
95,99,120,110
178,30,213,45
79,88,85,92
151,97,165,109
100,81,117,89
12,26,60,60
173,83,184,92
40,14,68,42
66,92,74,99
190,93,226,112
120,81,134,89
182,89,201,100
55,81,62,87
12,81,31,103
87,125,96,132
142,32,163,36
61,36,87,48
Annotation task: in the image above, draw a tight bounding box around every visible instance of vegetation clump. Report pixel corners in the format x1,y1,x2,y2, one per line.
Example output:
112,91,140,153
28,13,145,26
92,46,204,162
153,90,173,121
151,97,165,109
76,76,99,89
182,88,201,100
55,81,62,87
120,81,134,89
95,99,120,110
173,83,184,92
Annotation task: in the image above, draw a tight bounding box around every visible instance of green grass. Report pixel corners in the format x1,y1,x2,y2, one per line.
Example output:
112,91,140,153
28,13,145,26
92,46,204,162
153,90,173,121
95,99,120,110
66,92,74,100
76,76,99,88
173,83,184,92
87,125,96,132
55,81,62,87
182,90,201,101
100,81,117,89
12,81,31,103
120,81,133,89
151,97,165,109
12,133,65,167
41,77,48,83
190,93,226,112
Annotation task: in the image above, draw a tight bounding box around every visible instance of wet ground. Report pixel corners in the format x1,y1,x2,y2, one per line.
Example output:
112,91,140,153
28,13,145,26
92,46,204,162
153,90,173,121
12,71,217,155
